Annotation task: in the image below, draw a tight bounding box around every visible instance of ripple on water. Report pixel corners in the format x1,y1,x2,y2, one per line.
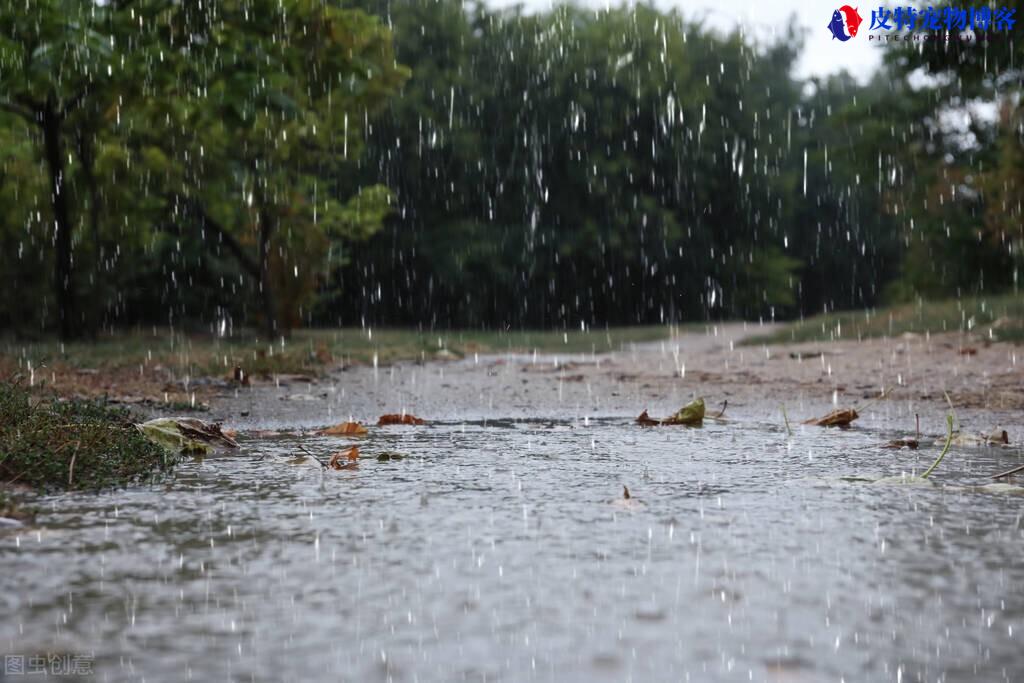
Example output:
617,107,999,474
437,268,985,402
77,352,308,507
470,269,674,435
2,416,1023,682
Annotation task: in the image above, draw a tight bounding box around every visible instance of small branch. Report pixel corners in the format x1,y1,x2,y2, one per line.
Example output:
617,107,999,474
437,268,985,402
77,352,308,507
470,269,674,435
60,88,89,118
991,463,1024,481
852,385,898,414
0,98,34,120
176,195,262,280
296,444,328,469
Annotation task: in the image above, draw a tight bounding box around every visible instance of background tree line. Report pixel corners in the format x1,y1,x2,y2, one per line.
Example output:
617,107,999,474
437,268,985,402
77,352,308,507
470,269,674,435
1,0,1020,339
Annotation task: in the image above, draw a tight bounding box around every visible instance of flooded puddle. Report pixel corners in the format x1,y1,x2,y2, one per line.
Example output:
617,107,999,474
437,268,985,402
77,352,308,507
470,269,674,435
3,417,1023,681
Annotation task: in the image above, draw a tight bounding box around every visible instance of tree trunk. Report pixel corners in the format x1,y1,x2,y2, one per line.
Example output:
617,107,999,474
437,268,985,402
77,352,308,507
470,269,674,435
41,102,77,340
77,130,101,336
257,209,279,339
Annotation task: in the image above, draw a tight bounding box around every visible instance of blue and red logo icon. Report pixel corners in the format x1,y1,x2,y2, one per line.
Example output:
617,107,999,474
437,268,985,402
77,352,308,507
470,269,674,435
827,6,864,41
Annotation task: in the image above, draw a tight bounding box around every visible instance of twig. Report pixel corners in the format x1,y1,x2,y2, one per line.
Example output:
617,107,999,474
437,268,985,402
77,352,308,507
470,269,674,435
852,386,898,414
921,414,954,479
708,400,728,420
991,463,1024,481
67,440,81,487
296,443,328,469
781,403,793,437
915,413,920,440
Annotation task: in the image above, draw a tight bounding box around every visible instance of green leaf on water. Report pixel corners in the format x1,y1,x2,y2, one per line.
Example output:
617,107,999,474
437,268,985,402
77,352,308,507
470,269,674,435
136,418,238,455
663,398,705,426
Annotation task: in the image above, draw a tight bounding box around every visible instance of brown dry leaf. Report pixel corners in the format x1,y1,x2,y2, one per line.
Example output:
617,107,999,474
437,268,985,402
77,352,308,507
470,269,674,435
958,347,978,356
638,398,705,427
317,422,368,436
804,408,859,428
378,413,425,426
635,410,660,427
328,446,360,470
174,418,239,448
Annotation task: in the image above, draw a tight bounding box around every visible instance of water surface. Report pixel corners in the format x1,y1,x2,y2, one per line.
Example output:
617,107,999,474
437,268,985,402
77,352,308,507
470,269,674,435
3,415,1023,682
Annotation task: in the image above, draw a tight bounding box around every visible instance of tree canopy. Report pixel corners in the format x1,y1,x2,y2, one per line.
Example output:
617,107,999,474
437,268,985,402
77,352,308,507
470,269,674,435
0,0,1017,336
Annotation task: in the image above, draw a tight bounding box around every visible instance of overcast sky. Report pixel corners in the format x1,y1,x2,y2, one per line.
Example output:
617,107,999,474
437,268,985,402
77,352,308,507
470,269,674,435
488,0,887,81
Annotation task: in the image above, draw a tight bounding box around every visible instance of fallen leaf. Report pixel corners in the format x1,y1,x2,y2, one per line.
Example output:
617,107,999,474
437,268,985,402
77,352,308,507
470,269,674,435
804,408,858,427
958,347,978,356
377,452,405,462
623,485,631,500
328,446,360,469
317,422,368,436
663,398,705,426
136,417,239,454
635,398,706,426
635,410,660,427
942,430,1011,447
378,413,425,426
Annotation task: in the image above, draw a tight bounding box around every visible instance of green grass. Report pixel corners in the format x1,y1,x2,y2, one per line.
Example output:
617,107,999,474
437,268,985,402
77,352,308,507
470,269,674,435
1,325,677,381
0,381,174,491
743,294,1024,346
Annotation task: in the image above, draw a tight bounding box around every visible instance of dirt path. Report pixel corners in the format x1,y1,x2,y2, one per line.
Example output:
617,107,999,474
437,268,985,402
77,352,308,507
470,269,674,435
208,323,1024,441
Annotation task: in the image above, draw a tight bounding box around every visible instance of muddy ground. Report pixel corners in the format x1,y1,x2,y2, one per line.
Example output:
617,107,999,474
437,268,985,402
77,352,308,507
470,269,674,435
193,324,1023,442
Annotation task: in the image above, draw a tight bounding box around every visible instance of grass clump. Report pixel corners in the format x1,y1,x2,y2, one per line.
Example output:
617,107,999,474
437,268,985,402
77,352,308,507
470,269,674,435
743,294,1024,346
0,380,175,491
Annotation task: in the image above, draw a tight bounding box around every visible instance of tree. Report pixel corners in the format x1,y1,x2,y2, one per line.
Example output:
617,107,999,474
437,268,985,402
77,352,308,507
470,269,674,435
147,0,409,336
0,1,125,338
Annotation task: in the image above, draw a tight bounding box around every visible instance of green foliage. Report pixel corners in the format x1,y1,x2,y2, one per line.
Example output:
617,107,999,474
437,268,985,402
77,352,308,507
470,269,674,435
0,0,407,336
344,1,898,326
0,381,174,490
0,0,1018,334
879,1,1024,299
742,293,1024,345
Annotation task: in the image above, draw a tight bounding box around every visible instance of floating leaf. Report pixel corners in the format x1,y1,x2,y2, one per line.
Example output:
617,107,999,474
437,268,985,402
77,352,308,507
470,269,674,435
943,430,1011,447
136,417,239,454
378,413,425,426
635,410,659,427
377,452,405,462
636,398,705,427
328,446,359,470
317,422,368,436
804,408,858,428
663,398,705,426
